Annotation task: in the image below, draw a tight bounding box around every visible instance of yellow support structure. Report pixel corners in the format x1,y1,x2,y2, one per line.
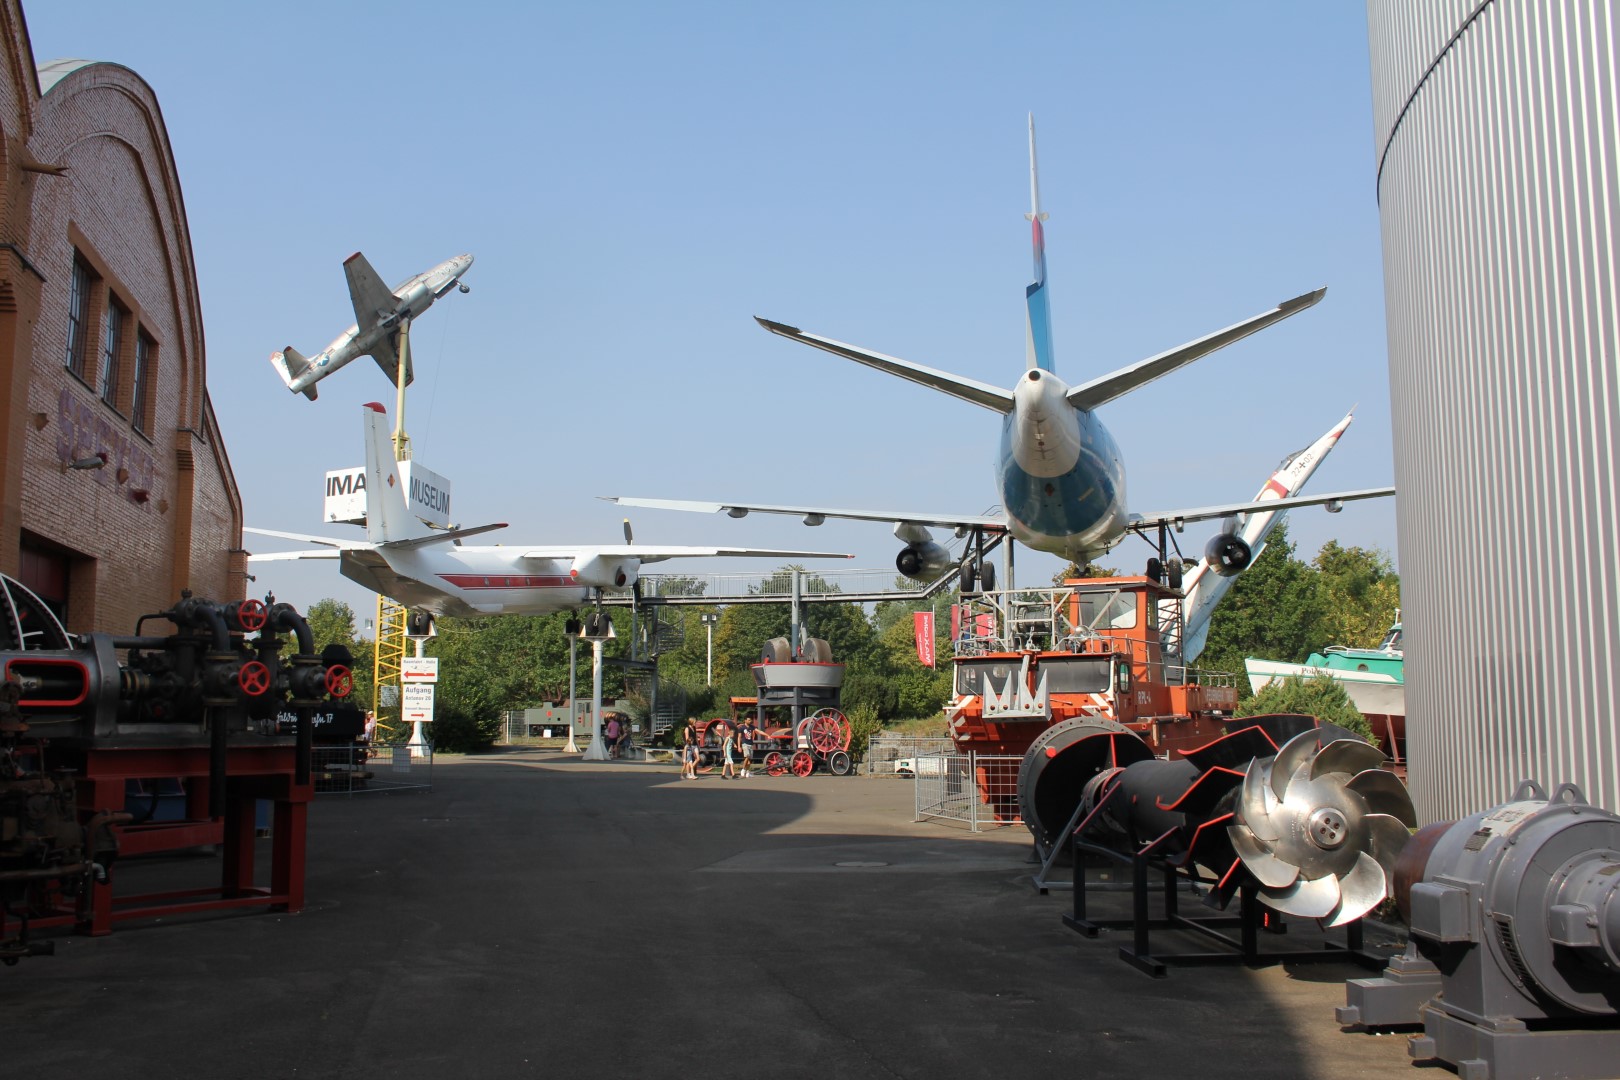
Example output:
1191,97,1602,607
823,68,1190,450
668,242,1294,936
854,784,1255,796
373,594,408,736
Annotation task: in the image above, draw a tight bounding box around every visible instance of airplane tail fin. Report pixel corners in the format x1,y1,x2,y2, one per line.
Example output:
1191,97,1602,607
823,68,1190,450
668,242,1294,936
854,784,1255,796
361,403,433,545
1024,113,1055,373
271,347,319,400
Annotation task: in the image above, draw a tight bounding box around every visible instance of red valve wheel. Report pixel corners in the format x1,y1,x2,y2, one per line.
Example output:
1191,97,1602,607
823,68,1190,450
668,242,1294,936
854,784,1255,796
790,750,815,777
234,598,268,632
325,665,353,698
238,660,271,697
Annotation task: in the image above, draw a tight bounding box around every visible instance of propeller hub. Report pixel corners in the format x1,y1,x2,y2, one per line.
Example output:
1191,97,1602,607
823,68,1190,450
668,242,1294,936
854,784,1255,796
1307,806,1350,850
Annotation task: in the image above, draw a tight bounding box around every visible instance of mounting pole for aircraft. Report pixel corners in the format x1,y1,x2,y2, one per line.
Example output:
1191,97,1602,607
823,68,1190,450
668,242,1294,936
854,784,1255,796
564,627,580,753
392,316,412,461
581,637,609,760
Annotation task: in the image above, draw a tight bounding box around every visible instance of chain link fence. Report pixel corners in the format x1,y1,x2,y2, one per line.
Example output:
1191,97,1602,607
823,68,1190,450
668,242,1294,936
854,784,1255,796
311,744,434,796
912,752,1022,833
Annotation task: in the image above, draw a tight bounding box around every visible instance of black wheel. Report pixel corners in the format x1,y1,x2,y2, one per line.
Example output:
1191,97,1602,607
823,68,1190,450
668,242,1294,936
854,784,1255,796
977,561,996,592
959,559,977,595
827,750,852,776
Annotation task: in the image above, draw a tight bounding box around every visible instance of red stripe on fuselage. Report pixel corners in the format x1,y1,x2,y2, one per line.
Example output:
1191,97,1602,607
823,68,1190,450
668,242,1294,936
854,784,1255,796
438,574,577,590
1262,479,1291,499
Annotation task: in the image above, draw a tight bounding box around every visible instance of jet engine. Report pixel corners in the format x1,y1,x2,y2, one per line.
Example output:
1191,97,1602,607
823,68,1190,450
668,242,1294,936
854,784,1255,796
893,522,951,582
1203,531,1253,576
569,554,636,589
1341,781,1620,1077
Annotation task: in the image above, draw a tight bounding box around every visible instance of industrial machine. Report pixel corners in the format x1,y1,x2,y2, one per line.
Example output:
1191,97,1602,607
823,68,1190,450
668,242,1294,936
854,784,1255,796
1052,715,1415,974
1338,781,1620,1080
0,573,352,964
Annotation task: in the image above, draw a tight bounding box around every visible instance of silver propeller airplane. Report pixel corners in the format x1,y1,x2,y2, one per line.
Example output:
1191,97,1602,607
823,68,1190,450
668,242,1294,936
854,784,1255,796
246,403,853,618
271,252,473,401
609,117,1393,593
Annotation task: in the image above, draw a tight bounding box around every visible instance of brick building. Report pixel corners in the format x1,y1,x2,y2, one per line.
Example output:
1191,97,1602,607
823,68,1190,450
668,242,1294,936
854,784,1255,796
0,1,243,633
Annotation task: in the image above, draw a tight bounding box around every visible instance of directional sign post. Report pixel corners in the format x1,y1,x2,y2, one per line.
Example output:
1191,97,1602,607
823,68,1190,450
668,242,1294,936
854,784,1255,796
401,657,439,683
402,646,438,760
402,683,435,723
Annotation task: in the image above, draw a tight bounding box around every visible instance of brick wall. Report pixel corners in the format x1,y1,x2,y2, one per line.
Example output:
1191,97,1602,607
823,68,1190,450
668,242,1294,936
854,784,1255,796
0,18,242,635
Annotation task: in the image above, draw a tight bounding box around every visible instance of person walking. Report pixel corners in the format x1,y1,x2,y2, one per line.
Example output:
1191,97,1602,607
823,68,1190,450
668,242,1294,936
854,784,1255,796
681,718,699,780
605,713,622,759
739,717,757,778
720,723,738,780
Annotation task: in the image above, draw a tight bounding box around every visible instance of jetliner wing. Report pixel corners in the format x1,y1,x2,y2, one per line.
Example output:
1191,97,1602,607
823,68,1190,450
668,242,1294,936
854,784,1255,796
518,544,855,563
243,526,375,550
604,496,1007,534
343,252,400,333
1065,288,1327,412
1127,486,1395,531
755,318,1015,413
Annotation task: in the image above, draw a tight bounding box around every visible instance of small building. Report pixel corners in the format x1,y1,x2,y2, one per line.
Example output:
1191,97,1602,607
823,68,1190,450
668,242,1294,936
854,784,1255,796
0,0,243,633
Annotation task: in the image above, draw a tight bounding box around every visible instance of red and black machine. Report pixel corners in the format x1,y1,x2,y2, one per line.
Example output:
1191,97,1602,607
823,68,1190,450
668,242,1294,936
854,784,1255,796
0,573,352,965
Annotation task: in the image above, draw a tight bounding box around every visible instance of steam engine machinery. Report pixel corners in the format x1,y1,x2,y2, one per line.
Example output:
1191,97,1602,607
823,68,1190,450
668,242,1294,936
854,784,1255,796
1048,715,1416,974
0,572,352,965
1337,781,1620,1080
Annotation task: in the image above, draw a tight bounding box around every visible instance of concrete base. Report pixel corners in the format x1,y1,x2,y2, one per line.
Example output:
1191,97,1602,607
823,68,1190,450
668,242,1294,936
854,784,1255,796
1410,1001,1620,1080
1336,944,1442,1029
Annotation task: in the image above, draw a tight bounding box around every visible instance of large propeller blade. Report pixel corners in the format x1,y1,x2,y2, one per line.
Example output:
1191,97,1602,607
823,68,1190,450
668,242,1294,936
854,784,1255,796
1228,733,1416,925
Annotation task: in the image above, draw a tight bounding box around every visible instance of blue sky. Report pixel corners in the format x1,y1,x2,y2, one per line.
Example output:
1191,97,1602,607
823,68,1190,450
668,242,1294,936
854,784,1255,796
26,2,1397,621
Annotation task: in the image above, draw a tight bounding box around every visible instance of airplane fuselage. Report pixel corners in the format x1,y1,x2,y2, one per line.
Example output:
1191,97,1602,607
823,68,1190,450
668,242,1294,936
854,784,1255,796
285,254,473,394
999,368,1128,563
338,544,600,619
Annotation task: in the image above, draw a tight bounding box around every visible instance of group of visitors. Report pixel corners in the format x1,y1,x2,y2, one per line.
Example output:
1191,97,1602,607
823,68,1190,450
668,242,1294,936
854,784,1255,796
679,717,761,780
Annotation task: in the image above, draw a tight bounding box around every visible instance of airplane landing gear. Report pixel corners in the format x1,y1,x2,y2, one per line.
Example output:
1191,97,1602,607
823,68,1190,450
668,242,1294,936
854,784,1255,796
958,527,997,594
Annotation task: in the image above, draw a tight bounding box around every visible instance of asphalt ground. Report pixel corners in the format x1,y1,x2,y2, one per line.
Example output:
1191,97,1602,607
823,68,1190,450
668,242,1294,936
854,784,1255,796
3,750,1424,1079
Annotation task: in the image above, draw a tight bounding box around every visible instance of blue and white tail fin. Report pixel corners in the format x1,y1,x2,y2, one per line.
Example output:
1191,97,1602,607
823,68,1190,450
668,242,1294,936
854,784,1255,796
1024,113,1055,373
361,403,433,545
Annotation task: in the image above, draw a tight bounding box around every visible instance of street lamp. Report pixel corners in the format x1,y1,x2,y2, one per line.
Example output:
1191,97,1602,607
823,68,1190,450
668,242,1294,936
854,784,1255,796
699,612,720,686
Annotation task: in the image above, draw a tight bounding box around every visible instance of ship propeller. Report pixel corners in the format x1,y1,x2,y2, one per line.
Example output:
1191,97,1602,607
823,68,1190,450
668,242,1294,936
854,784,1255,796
1226,729,1416,925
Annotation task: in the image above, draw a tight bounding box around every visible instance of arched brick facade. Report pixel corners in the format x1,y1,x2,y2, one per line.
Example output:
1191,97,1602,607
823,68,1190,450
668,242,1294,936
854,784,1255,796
0,2,243,633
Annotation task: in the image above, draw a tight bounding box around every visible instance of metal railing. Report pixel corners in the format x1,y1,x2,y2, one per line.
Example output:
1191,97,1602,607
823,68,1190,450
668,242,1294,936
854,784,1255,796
310,744,434,796
912,752,1022,833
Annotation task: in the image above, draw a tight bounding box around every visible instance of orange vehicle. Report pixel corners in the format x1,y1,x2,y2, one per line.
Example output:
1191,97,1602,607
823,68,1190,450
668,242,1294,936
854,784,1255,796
943,576,1241,832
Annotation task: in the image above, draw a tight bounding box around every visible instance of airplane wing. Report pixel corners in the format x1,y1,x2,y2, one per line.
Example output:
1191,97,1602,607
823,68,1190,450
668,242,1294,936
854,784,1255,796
367,331,413,388
343,252,400,333
1127,486,1395,531
755,319,1015,413
246,549,342,562
243,526,375,550
604,496,1007,534
518,545,855,563
379,522,507,550
1066,288,1326,412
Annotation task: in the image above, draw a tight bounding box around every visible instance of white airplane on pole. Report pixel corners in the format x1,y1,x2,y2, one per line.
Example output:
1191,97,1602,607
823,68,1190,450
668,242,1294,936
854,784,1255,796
245,403,853,618
608,116,1393,592
270,253,473,401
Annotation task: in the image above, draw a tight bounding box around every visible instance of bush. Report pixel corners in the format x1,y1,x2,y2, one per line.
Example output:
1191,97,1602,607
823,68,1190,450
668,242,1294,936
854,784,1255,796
843,702,883,759
1238,673,1375,743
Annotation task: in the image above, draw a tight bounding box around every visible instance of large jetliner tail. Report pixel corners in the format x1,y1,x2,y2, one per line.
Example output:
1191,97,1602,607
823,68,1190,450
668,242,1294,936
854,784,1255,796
271,347,318,400
1024,114,1055,373
362,402,433,546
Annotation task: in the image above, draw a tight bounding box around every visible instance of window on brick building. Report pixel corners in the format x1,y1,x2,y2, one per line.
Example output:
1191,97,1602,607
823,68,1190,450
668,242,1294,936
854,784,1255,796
132,330,155,434
101,297,127,405
66,255,94,379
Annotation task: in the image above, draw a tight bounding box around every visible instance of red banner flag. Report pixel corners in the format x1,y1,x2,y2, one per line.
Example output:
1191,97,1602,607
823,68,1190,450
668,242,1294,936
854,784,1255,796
914,611,936,668
950,603,961,642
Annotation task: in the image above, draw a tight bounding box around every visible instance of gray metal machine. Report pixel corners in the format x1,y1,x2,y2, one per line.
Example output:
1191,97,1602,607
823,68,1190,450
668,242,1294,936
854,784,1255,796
1338,780,1620,1080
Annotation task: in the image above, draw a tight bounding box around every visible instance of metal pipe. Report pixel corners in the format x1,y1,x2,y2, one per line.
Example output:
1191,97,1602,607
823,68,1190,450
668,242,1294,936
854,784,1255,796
267,604,314,657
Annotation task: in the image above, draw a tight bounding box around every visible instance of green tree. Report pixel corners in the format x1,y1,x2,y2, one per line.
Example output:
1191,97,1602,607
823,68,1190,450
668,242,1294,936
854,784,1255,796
302,598,358,651
1312,541,1400,649
1238,673,1373,743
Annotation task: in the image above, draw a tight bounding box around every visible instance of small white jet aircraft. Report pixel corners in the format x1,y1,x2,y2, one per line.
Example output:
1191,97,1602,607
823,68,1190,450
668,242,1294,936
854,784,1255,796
246,403,853,619
270,252,473,401
609,117,1392,592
